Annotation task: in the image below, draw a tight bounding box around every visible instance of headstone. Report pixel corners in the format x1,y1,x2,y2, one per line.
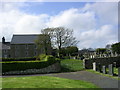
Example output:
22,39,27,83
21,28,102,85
118,67,120,77
115,52,118,57
98,63,102,72
83,59,86,69
108,64,114,76
113,62,116,67
102,66,106,74
93,62,97,71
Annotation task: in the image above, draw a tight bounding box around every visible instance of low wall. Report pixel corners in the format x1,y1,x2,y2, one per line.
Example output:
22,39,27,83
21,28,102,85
83,56,120,69
2,61,61,75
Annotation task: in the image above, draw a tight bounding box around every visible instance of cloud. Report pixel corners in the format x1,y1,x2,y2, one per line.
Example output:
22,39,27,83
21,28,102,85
47,8,96,31
14,14,49,34
78,25,117,48
83,2,118,26
0,2,118,49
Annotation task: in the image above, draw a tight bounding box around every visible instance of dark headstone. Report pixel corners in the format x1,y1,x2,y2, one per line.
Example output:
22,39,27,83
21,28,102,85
118,67,120,77
108,64,114,76
113,62,116,67
97,63,102,73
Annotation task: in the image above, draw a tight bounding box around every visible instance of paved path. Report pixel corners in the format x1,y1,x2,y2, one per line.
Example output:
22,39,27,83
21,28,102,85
2,71,119,89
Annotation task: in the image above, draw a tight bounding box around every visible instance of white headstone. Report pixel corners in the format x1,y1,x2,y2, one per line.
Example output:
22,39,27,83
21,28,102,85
93,62,97,71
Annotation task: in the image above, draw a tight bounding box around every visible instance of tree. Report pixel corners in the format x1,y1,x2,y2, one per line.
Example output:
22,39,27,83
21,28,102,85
41,27,79,57
96,48,107,54
35,34,51,55
111,42,120,54
66,46,78,56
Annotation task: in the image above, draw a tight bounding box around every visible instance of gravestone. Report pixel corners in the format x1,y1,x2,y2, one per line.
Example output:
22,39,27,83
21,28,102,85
113,62,116,67
108,64,114,76
98,63,102,73
102,66,106,74
93,62,97,71
118,67,120,77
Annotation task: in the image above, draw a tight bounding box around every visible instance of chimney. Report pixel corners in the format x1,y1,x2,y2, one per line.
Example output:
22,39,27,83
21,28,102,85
2,37,5,43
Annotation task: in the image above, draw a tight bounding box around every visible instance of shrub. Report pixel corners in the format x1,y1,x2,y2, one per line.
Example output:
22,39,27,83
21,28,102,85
46,55,55,63
36,54,47,61
55,58,61,61
36,54,57,63
63,56,70,59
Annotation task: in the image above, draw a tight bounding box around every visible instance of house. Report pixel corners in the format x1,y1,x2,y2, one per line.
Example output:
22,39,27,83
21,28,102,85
2,34,52,58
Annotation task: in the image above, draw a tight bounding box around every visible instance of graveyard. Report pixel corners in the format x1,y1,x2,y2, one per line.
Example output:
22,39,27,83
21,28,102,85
2,57,120,88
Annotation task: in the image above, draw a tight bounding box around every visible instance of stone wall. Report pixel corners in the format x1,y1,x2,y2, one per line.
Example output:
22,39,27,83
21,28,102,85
83,56,120,69
3,61,61,75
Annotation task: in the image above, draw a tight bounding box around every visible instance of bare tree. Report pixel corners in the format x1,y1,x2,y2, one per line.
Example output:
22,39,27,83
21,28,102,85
41,27,79,57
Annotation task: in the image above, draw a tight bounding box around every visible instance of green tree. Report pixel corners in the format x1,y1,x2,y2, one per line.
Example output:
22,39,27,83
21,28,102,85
66,46,78,56
96,48,107,54
41,27,79,57
35,34,51,55
111,42,120,54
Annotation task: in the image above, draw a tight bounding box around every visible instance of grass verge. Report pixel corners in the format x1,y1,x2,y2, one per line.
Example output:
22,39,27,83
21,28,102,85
86,69,119,80
60,59,83,72
2,76,98,88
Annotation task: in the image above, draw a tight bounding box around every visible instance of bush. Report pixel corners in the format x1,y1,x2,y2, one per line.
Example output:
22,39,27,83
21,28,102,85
36,54,57,62
46,55,55,63
63,56,70,59
36,54,47,61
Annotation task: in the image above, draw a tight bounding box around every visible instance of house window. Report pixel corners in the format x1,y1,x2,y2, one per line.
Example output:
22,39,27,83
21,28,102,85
34,52,36,56
4,55,7,58
15,45,17,49
4,50,6,53
26,45,28,49
35,45,37,49
15,51,17,57
26,51,28,56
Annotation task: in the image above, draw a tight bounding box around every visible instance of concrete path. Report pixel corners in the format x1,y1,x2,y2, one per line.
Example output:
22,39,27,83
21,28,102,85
2,71,119,89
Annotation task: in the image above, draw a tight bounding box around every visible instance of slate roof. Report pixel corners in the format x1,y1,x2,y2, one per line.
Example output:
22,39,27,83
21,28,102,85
11,34,41,44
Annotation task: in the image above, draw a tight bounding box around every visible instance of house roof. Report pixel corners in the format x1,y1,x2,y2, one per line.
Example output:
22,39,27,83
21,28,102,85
11,34,41,44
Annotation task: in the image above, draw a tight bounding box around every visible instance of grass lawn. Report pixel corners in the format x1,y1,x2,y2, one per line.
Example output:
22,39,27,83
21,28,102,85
60,59,83,72
0,78,1,89
2,76,98,88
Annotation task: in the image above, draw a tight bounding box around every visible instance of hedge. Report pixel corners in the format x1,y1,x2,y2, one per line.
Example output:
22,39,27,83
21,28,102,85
2,60,59,73
2,57,36,61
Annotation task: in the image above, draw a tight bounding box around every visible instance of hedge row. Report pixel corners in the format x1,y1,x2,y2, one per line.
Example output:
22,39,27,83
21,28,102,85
2,60,59,73
1,57,36,61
